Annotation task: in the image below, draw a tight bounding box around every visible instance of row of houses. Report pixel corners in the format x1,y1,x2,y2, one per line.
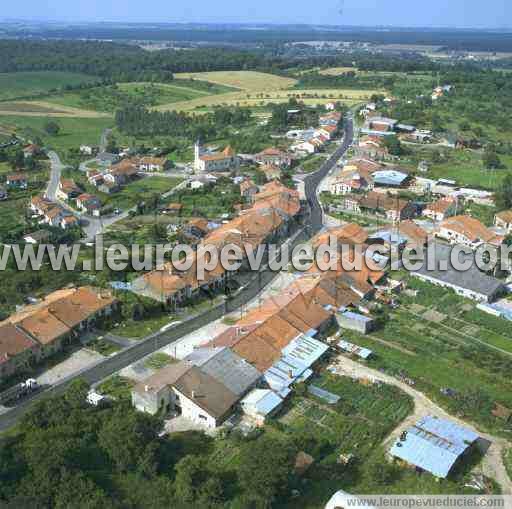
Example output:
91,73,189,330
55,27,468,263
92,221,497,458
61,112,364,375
131,181,303,307
288,112,342,155
131,224,384,427
0,287,117,381
56,178,102,216
131,222,388,428
30,195,79,230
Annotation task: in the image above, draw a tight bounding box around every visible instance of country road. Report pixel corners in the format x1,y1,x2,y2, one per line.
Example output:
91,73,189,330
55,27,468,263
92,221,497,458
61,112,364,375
0,117,354,431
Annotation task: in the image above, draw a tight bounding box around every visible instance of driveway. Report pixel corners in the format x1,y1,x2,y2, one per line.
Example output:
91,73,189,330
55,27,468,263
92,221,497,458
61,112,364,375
329,355,512,493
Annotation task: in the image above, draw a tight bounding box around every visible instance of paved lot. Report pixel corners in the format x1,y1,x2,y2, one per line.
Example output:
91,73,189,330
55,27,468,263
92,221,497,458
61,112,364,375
36,349,104,386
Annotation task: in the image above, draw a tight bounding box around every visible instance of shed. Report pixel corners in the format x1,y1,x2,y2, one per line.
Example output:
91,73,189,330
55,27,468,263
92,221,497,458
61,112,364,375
389,415,480,478
337,311,374,334
241,388,284,425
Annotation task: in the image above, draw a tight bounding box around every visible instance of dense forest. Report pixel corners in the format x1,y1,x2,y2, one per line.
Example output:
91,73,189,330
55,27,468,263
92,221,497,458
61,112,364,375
4,25,512,52
115,105,253,139
0,41,271,81
0,379,300,508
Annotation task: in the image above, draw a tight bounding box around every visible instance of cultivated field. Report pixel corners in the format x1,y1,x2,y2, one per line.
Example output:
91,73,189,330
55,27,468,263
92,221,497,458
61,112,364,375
158,71,378,112
318,66,358,75
0,101,110,118
175,70,297,91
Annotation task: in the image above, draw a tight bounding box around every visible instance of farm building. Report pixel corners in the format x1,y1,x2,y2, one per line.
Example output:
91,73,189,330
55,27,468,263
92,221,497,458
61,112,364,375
337,311,375,334
412,244,504,303
372,169,410,188
337,340,373,359
389,415,481,478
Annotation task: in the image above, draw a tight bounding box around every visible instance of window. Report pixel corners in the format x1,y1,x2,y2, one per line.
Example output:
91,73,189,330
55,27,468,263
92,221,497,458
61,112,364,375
199,415,207,421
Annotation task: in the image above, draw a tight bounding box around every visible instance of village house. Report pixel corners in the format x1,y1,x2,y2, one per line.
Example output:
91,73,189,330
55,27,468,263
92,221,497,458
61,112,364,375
330,168,374,195
255,147,292,168
6,174,28,190
0,323,41,380
0,287,117,380
194,141,239,173
436,215,503,249
319,111,342,126
79,145,97,156
87,170,104,187
292,140,318,155
56,178,82,201
23,144,42,158
494,210,512,234
138,156,167,172
423,197,458,222
30,195,77,230
104,159,139,186
76,193,102,216
132,347,260,428
365,117,398,133
338,192,415,222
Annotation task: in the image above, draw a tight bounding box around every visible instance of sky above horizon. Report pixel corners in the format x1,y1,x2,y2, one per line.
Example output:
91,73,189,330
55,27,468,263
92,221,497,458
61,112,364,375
2,0,511,29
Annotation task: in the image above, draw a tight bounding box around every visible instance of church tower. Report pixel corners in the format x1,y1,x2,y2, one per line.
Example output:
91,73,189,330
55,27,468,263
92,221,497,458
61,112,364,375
194,139,202,172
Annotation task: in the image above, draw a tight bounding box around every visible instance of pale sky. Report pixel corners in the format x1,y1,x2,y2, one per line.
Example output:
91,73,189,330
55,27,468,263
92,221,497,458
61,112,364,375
1,0,511,29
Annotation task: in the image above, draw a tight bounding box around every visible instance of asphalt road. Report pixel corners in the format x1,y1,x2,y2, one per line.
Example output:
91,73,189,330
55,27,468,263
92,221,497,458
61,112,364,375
45,151,65,200
0,118,353,431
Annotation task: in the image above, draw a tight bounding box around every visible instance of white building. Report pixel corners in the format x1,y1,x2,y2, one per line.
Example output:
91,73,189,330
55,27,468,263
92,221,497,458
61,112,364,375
194,141,239,173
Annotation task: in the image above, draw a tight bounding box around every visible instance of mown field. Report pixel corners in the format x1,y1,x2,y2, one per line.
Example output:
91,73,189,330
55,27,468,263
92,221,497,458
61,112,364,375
0,115,114,153
0,71,99,101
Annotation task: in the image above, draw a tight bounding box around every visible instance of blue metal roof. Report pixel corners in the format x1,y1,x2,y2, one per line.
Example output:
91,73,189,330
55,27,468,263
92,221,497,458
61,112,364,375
338,340,373,359
373,170,409,186
241,389,284,417
308,385,341,404
340,311,373,323
389,416,480,478
264,335,328,391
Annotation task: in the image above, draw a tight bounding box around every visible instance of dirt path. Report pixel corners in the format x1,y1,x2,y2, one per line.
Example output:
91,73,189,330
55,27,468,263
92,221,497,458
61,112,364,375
329,354,512,493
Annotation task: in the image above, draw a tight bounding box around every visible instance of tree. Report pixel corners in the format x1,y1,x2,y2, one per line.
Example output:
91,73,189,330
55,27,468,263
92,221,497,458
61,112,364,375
383,135,402,156
44,121,60,136
495,173,512,210
238,436,296,505
98,407,159,473
483,144,502,169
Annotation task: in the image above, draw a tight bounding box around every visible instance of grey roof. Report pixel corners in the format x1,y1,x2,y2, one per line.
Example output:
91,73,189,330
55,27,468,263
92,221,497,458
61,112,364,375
389,416,479,478
373,170,409,186
413,243,504,298
186,347,261,396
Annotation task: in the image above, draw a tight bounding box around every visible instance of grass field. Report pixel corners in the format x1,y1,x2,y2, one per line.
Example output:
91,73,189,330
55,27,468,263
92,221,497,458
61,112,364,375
42,82,219,113
0,115,114,153
319,67,358,76
401,146,508,191
0,100,110,118
0,71,98,102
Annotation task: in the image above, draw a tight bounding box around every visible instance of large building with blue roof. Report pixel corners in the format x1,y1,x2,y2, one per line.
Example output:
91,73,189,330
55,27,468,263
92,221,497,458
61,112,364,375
389,415,481,478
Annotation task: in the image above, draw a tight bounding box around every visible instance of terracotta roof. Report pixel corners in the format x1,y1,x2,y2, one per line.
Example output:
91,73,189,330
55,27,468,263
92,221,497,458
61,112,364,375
17,309,70,346
347,158,383,174
139,156,166,166
0,323,38,365
59,179,81,194
425,198,456,215
359,191,410,213
440,215,500,244
186,217,209,232
7,174,27,181
166,202,183,211
47,287,116,329
399,220,428,246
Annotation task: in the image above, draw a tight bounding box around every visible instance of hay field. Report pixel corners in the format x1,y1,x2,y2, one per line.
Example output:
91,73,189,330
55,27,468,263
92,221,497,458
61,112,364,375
174,70,297,92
